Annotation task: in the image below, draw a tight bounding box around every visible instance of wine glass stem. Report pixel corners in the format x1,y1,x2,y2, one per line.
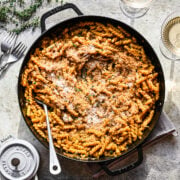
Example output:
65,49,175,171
130,18,135,27
165,59,175,113
170,60,175,82
168,58,175,104
130,9,136,27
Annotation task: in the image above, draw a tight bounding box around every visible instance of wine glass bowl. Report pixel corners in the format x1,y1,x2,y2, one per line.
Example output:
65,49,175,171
160,11,180,60
119,0,153,19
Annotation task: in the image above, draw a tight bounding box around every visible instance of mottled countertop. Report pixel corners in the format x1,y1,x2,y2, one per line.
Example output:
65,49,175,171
0,0,180,179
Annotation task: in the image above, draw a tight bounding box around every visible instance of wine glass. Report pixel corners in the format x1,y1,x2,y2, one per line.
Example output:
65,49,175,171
160,11,180,61
159,11,180,106
119,0,154,26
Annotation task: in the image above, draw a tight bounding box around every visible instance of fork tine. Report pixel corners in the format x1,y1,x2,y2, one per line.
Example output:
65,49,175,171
2,32,10,41
15,43,24,53
6,32,14,43
12,42,26,58
7,32,16,45
9,33,17,45
1,32,17,55
21,46,27,54
12,42,21,53
18,45,26,58
16,44,26,57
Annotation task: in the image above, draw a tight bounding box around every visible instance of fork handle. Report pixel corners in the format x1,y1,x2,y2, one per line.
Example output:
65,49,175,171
0,54,8,76
0,53,4,64
0,59,8,69
0,61,8,71
0,64,8,76
0,53,3,62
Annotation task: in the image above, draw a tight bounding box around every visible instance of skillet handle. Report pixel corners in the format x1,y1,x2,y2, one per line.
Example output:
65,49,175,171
40,3,83,33
99,146,143,176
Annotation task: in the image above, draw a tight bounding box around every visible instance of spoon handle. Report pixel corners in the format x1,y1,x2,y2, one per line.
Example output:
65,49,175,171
43,104,61,175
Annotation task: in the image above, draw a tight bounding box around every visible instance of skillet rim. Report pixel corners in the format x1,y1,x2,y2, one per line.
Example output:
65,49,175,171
17,15,165,163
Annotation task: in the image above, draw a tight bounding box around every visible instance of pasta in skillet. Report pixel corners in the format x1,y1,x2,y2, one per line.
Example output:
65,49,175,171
21,21,159,160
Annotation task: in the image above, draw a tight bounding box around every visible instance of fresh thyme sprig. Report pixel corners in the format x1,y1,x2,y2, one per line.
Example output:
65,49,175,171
0,0,65,34
14,1,43,21
12,17,39,34
0,7,10,22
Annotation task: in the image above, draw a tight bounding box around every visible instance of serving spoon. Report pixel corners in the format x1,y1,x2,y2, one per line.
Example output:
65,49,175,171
35,99,61,175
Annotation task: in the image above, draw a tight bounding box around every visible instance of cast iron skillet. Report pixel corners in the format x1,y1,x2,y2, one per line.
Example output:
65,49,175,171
18,3,165,176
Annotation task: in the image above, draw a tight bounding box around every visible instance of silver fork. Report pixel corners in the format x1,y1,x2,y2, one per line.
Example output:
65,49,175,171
0,42,26,73
0,32,17,57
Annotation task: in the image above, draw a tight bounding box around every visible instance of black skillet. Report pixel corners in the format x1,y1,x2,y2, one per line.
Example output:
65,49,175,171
18,3,165,176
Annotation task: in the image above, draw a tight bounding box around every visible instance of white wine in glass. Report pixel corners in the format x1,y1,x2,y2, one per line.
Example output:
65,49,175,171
160,11,180,60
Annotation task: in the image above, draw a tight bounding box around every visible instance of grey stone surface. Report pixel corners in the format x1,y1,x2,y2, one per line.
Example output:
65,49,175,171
0,0,180,179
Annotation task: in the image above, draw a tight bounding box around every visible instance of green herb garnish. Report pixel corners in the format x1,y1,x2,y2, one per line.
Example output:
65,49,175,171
77,33,82,37
0,7,10,22
14,1,43,21
72,43,77,48
0,0,65,34
13,17,39,34
74,87,81,92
